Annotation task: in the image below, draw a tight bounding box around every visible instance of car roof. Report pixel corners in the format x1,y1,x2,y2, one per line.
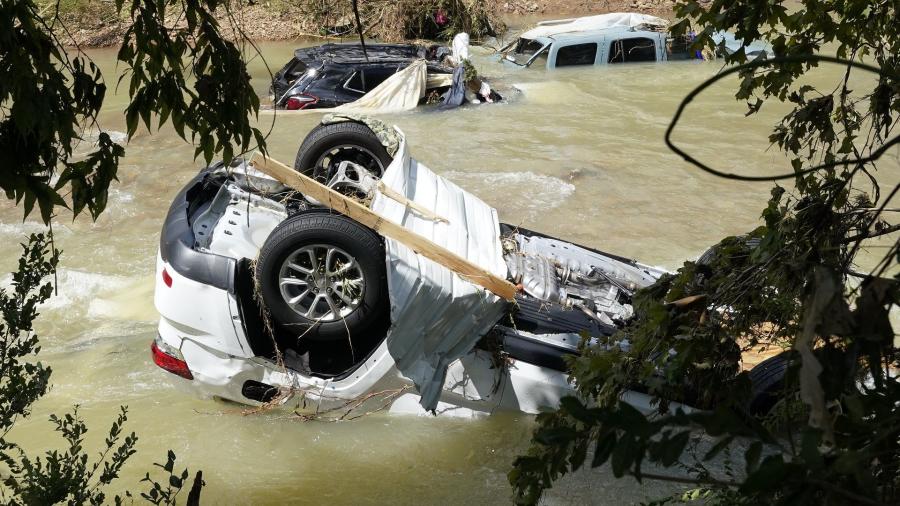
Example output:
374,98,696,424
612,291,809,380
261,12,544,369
293,43,428,65
526,29,664,47
319,61,452,72
518,12,668,42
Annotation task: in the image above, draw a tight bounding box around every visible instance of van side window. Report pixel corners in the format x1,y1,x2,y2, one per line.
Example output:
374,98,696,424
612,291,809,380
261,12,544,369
608,38,657,63
555,43,598,67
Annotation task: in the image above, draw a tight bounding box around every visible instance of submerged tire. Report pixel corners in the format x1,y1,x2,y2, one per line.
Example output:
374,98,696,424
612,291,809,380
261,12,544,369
697,236,762,266
293,121,393,182
256,213,389,342
747,351,795,416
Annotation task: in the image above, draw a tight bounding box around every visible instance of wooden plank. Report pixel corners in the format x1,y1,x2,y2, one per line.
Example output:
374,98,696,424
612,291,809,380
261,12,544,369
250,153,517,301
376,181,449,224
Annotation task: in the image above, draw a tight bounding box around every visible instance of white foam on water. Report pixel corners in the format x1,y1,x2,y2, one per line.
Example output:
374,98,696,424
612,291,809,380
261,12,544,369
86,274,158,322
34,268,131,312
0,221,73,238
81,129,128,145
110,187,135,204
72,130,129,158
442,171,575,221
1,268,153,322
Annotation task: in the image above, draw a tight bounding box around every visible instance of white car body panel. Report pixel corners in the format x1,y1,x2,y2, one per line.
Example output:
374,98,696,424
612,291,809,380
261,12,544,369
156,252,683,416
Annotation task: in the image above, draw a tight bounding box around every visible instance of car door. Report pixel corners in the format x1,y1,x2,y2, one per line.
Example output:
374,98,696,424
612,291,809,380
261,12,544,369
336,65,401,105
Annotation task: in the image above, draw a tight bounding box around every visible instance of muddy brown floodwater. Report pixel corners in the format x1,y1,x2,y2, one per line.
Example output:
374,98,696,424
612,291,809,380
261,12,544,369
0,35,897,504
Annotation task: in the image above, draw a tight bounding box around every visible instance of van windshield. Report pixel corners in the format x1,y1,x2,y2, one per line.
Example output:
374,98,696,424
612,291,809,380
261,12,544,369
506,38,550,66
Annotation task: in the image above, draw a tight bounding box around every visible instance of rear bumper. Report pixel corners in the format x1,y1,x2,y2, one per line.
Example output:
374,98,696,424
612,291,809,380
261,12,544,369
159,165,235,292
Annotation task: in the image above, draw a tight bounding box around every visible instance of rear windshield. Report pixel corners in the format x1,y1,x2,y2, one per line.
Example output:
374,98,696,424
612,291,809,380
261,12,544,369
278,59,308,82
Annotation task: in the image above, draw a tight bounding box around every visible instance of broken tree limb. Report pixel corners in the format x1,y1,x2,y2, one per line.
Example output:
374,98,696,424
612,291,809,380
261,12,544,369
249,152,517,301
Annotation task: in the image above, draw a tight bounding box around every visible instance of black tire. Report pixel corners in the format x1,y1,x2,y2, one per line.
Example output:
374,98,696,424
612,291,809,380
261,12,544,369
697,236,762,266
256,213,389,342
746,351,796,416
294,122,393,182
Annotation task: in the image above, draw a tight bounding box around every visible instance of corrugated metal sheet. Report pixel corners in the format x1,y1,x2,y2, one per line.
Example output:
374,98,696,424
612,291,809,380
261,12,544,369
370,135,509,410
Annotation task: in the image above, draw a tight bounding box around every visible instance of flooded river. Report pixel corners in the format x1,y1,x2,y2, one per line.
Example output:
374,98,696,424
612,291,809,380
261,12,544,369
0,34,897,504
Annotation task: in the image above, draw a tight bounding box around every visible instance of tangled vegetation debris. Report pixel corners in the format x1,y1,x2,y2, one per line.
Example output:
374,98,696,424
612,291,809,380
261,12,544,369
43,0,506,46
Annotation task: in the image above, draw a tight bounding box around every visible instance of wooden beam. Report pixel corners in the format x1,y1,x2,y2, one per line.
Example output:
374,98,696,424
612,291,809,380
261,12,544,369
376,181,448,224
250,153,517,301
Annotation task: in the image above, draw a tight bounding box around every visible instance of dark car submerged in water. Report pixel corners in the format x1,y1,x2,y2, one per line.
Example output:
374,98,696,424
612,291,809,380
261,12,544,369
270,43,453,110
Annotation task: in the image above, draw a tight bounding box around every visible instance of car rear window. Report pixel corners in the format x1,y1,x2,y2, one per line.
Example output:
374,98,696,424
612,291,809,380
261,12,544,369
281,59,308,81
555,43,598,67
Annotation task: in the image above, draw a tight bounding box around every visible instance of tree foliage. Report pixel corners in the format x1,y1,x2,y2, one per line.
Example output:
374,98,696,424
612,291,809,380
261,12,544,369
1,0,267,501
1,0,266,224
0,0,117,223
511,2,900,505
0,236,203,504
117,0,265,166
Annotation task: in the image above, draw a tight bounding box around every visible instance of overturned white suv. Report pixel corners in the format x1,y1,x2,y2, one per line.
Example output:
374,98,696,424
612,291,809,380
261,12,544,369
152,116,780,417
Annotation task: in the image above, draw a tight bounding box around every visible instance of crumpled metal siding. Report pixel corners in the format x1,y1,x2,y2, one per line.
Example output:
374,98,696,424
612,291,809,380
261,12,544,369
371,137,509,411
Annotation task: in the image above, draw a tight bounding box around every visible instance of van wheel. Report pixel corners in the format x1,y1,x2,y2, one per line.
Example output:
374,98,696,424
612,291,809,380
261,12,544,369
294,122,394,184
256,213,389,342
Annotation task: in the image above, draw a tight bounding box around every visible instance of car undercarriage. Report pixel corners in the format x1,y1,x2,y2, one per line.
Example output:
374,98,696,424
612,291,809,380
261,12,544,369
153,116,782,417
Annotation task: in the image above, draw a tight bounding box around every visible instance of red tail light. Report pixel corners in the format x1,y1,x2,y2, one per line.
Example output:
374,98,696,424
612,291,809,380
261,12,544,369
151,341,193,380
161,268,173,287
285,94,319,110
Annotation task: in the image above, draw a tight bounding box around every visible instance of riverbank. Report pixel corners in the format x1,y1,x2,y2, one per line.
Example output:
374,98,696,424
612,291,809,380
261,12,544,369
48,0,677,47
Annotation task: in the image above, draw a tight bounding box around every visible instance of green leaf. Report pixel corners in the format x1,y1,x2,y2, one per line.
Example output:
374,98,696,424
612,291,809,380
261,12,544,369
740,455,787,494
744,441,762,474
611,435,636,478
591,432,616,468
799,430,823,471
659,431,690,467
560,396,595,424
534,426,577,446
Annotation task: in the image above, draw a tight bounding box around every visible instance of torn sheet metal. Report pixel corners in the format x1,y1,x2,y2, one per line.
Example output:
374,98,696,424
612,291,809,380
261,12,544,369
370,135,509,410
